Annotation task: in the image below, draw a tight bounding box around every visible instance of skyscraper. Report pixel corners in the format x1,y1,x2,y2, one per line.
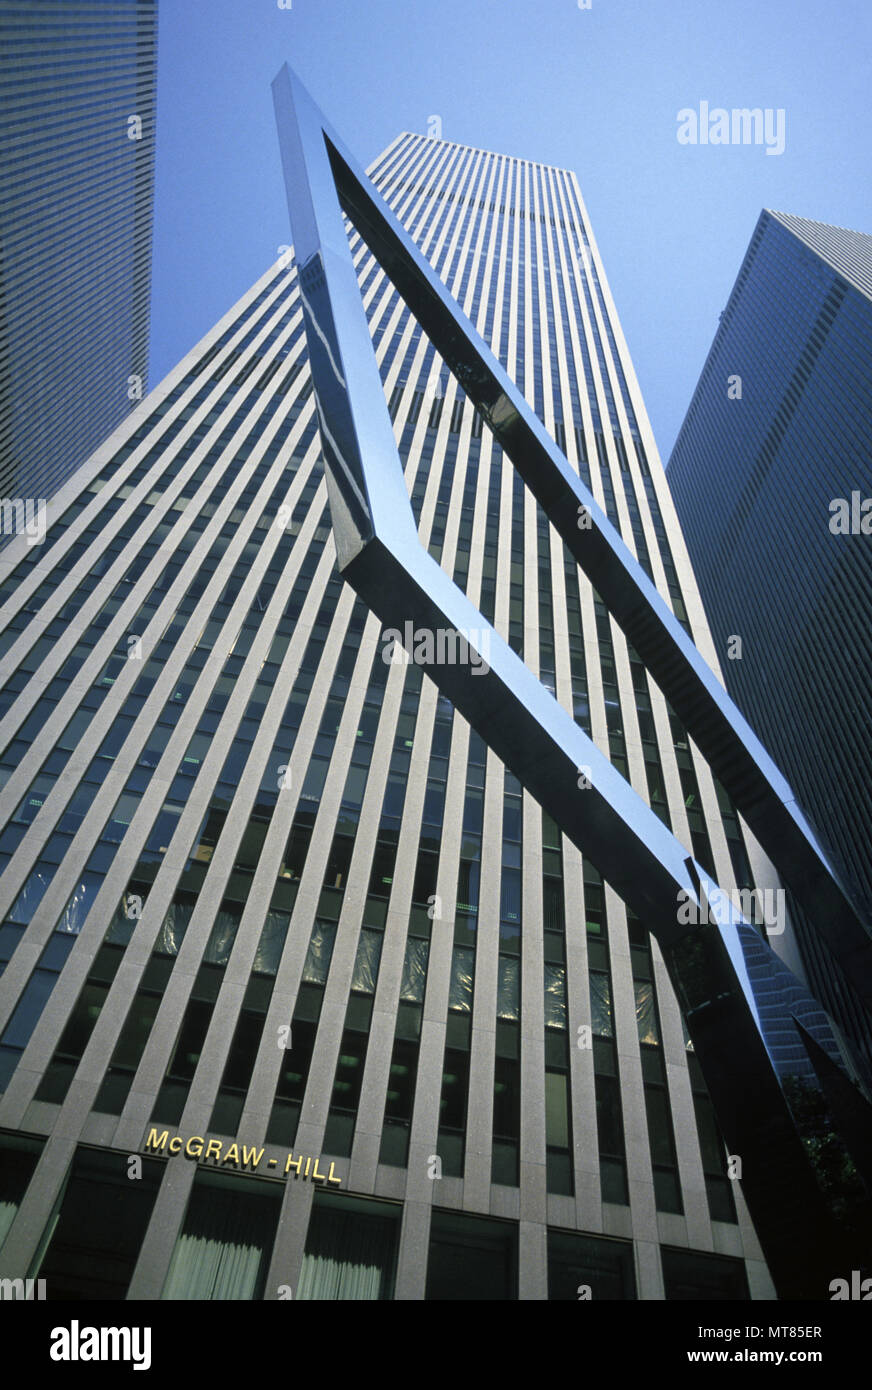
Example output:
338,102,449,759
0,0,158,514
1,127,835,1302
667,210,872,1083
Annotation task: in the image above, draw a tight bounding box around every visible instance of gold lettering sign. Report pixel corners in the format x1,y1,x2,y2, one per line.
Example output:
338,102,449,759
143,1128,341,1184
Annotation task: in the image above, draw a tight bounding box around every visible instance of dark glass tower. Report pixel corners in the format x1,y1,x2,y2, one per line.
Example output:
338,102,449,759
667,209,872,1081
1,137,835,1302
0,0,158,510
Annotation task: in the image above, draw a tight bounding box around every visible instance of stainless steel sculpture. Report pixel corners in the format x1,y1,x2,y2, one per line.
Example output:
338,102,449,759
272,63,872,1298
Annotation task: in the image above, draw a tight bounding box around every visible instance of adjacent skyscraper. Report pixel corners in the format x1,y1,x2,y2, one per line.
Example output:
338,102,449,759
2,132,837,1301
0,0,158,513
667,210,872,1082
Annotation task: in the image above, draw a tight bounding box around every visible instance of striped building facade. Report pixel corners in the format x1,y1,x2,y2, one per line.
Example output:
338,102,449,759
0,131,791,1299
667,210,872,1087
0,0,157,509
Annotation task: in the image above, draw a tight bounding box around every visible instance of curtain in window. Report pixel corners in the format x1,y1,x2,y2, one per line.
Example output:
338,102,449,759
302,919,336,984
7,869,50,925
497,956,519,1020
162,1231,262,1300
253,911,290,975
351,929,382,994
544,964,566,1028
448,946,473,1012
106,902,136,946
154,898,195,956
400,937,429,1003
204,904,242,965
297,1204,396,1300
161,1183,277,1300
590,971,613,1037
634,979,659,1045
0,1200,17,1248
55,874,101,934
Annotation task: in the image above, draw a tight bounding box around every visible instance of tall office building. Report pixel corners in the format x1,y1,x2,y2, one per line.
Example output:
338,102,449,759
0,130,813,1302
0,0,158,511
667,210,872,1082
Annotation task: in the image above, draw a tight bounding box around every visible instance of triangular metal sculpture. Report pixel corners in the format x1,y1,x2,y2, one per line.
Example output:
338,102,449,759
272,63,872,1297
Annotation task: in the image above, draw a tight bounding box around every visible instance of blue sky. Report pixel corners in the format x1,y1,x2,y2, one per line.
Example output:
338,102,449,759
149,0,872,459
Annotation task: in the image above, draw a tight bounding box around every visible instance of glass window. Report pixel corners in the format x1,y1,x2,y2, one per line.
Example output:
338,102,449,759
2,969,57,1049
301,920,337,985
544,964,566,1028
634,979,659,1045
351,929,382,994
661,1246,749,1300
497,956,519,1020
6,868,51,924
545,1071,570,1150
56,873,103,935
298,1192,400,1300
400,937,429,1003
36,1147,162,1300
426,1209,517,1301
204,902,241,965
0,1132,44,1247
252,911,290,976
547,1228,636,1300
162,1169,283,1300
590,970,613,1037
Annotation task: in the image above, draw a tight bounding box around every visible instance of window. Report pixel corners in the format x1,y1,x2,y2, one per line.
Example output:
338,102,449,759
298,1192,400,1300
426,1210,517,1301
547,1229,636,1300
0,1132,44,1247
661,1246,749,1300
35,1148,162,1300
162,1169,283,1300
